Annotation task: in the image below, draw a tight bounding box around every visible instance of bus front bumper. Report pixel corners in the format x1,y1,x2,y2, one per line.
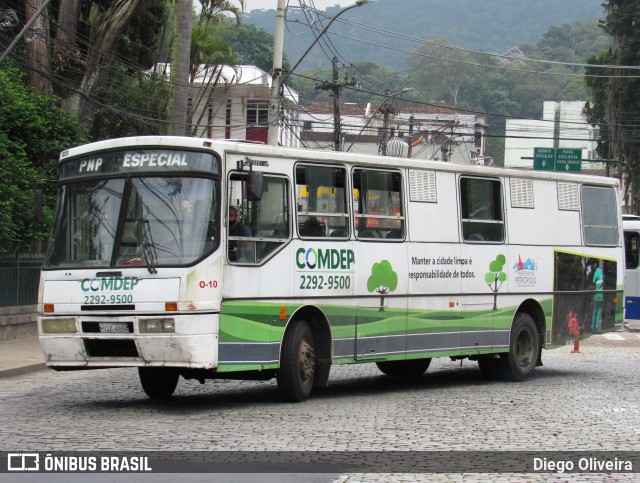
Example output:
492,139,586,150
37,313,219,369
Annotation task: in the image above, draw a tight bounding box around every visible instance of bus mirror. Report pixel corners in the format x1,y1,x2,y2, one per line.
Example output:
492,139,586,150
248,171,263,200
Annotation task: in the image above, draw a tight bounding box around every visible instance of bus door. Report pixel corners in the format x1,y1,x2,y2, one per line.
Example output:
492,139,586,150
458,176,507,353
624,228,640,320
353,168,408,360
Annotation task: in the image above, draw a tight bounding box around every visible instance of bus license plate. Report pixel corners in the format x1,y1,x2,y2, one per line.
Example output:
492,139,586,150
99,323,130,334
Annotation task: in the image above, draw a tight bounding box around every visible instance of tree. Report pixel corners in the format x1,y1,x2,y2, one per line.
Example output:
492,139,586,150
168,0,194,136
407,39,480,107
90,65,171,139
60,0,147,126
585,0,640,213
367,260,398,312
0,65,86,252
218,22,288,73
485,254,507,310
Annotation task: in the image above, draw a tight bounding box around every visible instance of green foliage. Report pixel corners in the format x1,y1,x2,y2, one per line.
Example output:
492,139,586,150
585,0,640,213
91,64,171,139
117,0,170,69
245,0,604,71
217,21,290,73
0,65,86,252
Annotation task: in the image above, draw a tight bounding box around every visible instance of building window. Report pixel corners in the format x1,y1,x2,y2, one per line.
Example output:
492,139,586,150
303,121,312,131
225,99,232,139
247,101,268,125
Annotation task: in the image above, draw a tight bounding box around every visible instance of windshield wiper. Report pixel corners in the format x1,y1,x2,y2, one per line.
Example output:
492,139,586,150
137,218,158,274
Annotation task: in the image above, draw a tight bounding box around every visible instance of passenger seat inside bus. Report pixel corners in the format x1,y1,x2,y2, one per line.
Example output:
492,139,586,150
299,217,326,237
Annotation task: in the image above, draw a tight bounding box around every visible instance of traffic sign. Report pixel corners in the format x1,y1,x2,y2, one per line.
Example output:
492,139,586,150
533,147,555,171
555,148,582,172
533,147,582,172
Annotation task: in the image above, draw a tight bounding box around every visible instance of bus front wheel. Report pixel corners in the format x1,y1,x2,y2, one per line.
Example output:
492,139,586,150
277,320,315,402
376,358,431,377
500,313,539,381
138,367,179,399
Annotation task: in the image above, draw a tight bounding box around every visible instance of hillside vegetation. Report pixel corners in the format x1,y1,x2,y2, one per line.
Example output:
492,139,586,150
244,0,605,71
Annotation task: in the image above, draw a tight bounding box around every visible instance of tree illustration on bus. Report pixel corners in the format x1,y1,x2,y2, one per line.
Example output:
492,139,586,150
367,260,398,311
485,254,507,310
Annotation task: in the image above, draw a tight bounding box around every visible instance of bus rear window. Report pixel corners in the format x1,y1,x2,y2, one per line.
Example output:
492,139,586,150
581,186,618,246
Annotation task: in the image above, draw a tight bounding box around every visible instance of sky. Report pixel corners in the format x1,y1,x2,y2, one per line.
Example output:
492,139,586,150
243,0,350,11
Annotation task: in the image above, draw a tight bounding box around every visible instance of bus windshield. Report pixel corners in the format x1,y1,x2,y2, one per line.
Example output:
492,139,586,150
44,176,219,269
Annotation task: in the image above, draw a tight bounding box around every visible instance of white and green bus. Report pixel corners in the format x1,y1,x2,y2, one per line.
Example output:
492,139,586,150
38,136,624,402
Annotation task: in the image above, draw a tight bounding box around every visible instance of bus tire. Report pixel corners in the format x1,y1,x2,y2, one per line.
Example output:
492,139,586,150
376,358,431,377
277,320,315,402
138,367,179,399
500,313,539,382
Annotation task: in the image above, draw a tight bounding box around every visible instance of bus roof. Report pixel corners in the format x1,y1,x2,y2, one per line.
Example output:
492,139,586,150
60,136,619,187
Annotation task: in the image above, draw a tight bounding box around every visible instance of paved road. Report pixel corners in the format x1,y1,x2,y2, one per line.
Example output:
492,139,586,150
1,332,640,482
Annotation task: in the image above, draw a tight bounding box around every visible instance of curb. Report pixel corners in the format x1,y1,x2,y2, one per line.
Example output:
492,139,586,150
0,363,47,379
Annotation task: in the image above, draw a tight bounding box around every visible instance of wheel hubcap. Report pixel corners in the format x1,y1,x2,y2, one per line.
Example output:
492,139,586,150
298,338,315,384
515,329,534,367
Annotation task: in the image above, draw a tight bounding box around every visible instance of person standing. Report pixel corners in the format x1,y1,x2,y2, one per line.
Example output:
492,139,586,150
228,206,251,261
591,260,604,332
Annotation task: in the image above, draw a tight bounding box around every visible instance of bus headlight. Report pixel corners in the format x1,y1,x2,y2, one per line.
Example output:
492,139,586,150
42,318,77,334
140,318,175,333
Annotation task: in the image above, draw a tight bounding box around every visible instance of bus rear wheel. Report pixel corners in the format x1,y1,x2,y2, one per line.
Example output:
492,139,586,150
500,313,539,381
277,320,315,402
376,358,431,377
138,367,179,399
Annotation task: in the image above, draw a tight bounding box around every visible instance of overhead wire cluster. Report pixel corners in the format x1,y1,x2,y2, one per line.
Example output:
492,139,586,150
2,0,639,143
287,0,640,146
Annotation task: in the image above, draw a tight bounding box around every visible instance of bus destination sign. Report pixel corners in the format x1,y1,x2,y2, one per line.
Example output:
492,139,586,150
59,149,220,179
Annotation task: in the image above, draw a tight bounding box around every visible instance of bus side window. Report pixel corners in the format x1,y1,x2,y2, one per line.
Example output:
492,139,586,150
352,168,404,240
296,164,348,238
228,173,290,264
460,177,504,243
625,232,640,269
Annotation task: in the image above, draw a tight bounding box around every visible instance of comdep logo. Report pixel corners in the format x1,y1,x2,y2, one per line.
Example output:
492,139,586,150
80,276,139,293
296,248,355,270
7,453,39,471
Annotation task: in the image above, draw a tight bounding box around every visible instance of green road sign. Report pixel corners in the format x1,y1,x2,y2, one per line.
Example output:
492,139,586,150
555,148,582,172
533,147,582,172
533,147,555,171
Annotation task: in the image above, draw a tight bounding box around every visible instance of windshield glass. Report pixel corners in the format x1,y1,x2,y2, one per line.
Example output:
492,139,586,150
45,176,218,269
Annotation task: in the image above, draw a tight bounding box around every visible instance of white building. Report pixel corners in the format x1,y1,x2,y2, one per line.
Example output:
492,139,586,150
299,101,487,164
504,101,600,169
153,64,300,146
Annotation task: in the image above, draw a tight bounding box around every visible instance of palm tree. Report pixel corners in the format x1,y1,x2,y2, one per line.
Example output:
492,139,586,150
170,0,244,136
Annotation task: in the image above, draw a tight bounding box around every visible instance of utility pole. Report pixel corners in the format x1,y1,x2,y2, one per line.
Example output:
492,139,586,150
407,115,414,158
267,0,370,146
267,0,286,146
316,56,356,151
379,90,394,156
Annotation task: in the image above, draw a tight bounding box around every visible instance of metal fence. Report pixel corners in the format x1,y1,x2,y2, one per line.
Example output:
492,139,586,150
0,254,43,308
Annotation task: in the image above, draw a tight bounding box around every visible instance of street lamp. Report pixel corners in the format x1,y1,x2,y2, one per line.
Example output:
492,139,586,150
267,0,371,146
